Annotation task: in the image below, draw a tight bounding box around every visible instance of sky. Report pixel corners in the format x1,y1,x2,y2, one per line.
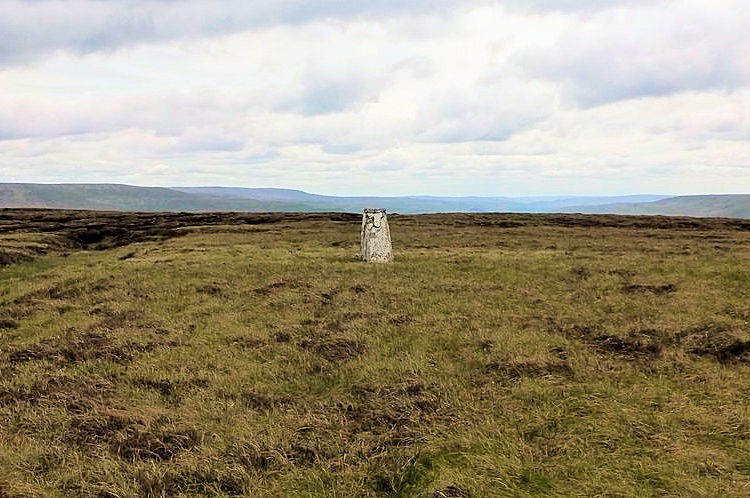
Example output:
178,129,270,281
0,0,748,196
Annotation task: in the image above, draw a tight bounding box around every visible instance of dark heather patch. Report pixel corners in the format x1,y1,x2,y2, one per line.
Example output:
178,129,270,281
571,266,591,279
91,310,148,331
68,413,133,445
274,330,293,343
555,319,749,362
28,451,63,476
7,332,155,366
340,311,373,322
89,305,112,316
254,281,287,295
623,283,677,295
287,442,319,466
110,426,202,462
552,321,666,359
478,339,494,352
0,250,32,266
42,283,80,301
322,319,345,334
132,377,209,398
597,334,666,357
196,283,222,295
0,318,19,329
697,339,750,363
0,376,112,412
21,281,82,302
226,336,266,350
162,468,249,496
227,438,325,471
134,378,176,396
609,269,637,278
231,443,280,470
390,314,412,325
432,484,471,498
2,303,31,321
240,390,291,411
549,346,569,359
347,383,442,437
227,435,328,471
15,278,111,305
320,291,337,302
684,326,750,363
486,360,574,380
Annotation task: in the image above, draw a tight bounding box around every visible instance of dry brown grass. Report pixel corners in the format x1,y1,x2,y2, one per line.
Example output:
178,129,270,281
0,209,749,496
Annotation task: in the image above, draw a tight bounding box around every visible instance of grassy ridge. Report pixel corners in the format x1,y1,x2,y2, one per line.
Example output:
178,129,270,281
0,184,329,212
569,195,750,218
1,184,673,215
1,212,749,496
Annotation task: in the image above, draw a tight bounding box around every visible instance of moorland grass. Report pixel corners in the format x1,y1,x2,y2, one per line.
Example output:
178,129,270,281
0,212,749,496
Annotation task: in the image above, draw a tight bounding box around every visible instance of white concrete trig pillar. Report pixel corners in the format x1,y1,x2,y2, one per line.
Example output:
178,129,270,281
360,208,393,263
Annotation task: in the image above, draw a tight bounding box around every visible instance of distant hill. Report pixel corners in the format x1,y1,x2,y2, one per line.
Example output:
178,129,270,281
10,183,738,215
565,195,750,219
175,186,547,212
0,184,322,212
521,195,668,211
172,187,670,214
174,187,324,203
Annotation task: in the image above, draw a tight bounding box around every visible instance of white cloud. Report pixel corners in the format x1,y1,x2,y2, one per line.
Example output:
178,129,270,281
1,0,659,66
0,1,748,195
0,0,473,65
519,0,750,105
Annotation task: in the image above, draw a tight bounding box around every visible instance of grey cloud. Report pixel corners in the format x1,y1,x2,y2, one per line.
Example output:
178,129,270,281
0,0,467,64
172,134,247,153
0,90,259,141
0,112,118,141
207,151,280,165
0,0,655,66
504,0,652,12
364,162,403,172
518,2,750,106
275,60,393,116
416,81,557,144
322,143,364,155
424,121,521,144
391,56,436,79
285,80,373,116
526,51,748,108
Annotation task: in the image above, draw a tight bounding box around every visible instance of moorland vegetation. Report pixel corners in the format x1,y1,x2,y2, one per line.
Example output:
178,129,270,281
1,209,749,496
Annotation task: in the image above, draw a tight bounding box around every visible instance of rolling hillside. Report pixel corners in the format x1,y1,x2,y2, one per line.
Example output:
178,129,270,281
0,183,675,214
1,210,750,495
176,187,668,214
0,184,322,212
567,195,750,219
8,184,749,218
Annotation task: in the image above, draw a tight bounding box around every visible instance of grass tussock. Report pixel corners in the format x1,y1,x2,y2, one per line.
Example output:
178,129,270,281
1,209,750,496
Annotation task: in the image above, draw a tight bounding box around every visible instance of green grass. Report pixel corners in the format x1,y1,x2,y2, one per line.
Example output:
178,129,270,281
1,213,750,496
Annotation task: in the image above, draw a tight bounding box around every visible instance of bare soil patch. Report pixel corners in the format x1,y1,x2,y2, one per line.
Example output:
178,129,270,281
623,283,677,295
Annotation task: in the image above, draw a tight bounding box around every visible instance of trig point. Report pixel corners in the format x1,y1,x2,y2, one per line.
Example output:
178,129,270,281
360,208,393,263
